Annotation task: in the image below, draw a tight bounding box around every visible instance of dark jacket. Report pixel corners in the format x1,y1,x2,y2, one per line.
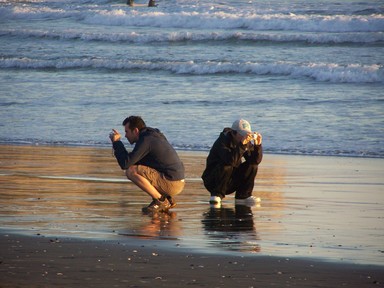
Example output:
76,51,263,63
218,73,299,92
112,127,184,180
202,128,263,180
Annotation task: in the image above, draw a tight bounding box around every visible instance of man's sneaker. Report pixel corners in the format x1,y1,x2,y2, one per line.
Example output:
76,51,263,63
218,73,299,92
209,196,221,204
209,196,222,208
166,196,177,208
142,198,171,214
235,196,261,206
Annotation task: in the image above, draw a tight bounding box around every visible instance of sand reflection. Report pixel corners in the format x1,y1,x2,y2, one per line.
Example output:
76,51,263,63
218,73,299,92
0,144,286,243
202,205,261,253
1,145,383,266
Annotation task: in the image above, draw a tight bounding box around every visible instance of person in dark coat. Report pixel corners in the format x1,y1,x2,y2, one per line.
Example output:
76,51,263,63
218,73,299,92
202,119,263,207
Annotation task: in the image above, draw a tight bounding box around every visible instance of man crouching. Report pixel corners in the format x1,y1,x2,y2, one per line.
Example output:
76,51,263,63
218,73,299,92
202,119,263,207
110,116,185,214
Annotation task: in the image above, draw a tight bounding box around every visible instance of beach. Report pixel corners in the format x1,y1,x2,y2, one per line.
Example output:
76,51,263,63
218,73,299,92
0,144,383,287
1,0,383,286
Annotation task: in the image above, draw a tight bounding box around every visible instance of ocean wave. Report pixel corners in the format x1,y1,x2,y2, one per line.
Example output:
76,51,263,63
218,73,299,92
86,10,384,33
1,57,382,83
1,28,383,45
1,5,383,33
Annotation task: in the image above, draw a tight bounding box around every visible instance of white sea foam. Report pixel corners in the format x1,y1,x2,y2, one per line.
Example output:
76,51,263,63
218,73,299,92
77,12,384,33
1,28,383,44
1,57,382,83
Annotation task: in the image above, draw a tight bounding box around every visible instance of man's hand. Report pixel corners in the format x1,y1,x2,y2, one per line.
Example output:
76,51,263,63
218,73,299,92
109,129,121,143
243,132,262,145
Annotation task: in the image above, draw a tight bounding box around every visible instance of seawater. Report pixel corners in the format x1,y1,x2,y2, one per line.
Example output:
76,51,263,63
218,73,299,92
1,0,383,157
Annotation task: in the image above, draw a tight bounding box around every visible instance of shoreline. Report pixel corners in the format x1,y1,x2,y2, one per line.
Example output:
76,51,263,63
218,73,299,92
1,141,383,159
2,225,384,268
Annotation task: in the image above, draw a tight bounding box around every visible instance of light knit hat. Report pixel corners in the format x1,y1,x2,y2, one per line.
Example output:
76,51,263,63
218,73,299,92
231,119,252,136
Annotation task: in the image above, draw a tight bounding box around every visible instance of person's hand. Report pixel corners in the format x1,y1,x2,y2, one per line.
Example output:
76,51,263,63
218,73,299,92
242,133,252,145
253,132,262,145
243,132,262,145
109,129,121,143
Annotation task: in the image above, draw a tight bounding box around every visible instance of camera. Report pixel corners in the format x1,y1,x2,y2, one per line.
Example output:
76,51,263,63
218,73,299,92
109,131,115,138
252,132,262,145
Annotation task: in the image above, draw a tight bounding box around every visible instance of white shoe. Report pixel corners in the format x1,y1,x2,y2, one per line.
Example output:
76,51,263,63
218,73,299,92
235,196,261,206
209,196,221,208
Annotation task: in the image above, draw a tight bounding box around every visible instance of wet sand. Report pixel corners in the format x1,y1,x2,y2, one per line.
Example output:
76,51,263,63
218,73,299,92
1,233,383,288
0,144,383,287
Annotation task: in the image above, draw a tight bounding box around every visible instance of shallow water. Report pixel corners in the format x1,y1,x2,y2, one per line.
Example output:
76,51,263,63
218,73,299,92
0,145,383,266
